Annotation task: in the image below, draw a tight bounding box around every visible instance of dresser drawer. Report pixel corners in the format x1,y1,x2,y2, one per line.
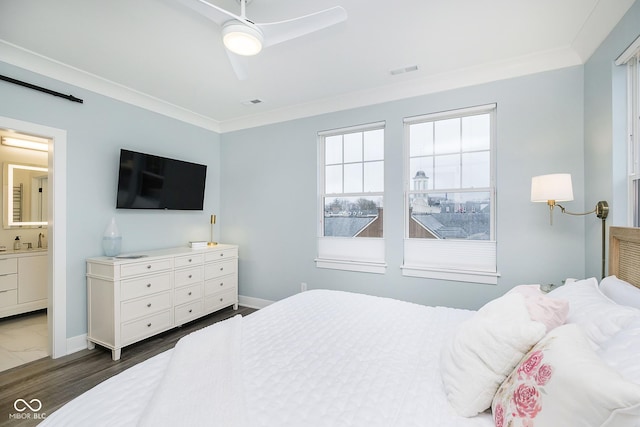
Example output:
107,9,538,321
204,260,237,280
120,258,173,278
204,289,237,312
0,273,17,292
174,266,203,288
175,300,203,325
121,291,172,323
204,274,237,296
174,253,204,269
121,310,172,345
204,247,238,262
0,258,18,275
121,272,172,301
174,282,202,306
0,289,18,308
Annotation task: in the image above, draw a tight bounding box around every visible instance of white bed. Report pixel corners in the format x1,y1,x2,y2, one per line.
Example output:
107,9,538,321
39,226,640,427
41,289,494,427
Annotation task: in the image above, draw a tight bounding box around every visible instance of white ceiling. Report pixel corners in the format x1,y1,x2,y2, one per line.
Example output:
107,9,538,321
0,0,635,133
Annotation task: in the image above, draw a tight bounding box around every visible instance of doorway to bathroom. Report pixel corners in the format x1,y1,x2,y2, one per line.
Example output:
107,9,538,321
0,115,68,367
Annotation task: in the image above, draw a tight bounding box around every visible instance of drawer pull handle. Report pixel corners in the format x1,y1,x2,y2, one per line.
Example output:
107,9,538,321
220,253,224,257
146,283,151,288
220,267,224,271
188,258,192,262
146,265,152,269
219,297,224,302
188,274,192,279
147,303,152,308
188,309,193,313
219,282,224,287
188,291,192,296
147,323,152,327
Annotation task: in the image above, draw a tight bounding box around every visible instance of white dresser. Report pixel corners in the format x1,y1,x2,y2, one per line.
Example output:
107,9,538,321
0,250,48,318
86,244,238,360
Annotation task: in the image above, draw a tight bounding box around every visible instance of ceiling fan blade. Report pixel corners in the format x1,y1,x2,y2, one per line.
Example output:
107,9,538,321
259,6,347,48
226,50,249,80
176,0,240,26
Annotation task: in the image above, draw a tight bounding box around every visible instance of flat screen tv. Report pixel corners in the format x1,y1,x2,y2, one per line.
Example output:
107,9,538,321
116,149,207,210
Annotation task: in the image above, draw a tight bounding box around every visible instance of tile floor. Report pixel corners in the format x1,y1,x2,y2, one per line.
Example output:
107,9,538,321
0,310,48,372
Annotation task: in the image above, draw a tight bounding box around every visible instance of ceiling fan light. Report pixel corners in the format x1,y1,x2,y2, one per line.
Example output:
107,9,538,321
222,22,263,56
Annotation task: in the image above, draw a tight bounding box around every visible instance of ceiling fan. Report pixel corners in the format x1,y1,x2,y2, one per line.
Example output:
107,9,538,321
177,0,347,80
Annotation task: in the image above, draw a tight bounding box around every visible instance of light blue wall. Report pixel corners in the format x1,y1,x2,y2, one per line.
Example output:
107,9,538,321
584,1,640,279
221,67,586,310
0,62,220,337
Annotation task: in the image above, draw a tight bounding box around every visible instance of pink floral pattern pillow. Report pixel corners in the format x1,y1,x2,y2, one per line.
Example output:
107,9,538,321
492,349,552,426
492,324,640,427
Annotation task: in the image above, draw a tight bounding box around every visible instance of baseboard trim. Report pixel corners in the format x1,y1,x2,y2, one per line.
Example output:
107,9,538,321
239,295,273,309
66,333,88,356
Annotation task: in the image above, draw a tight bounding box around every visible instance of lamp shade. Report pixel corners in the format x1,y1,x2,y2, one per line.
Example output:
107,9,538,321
531,173,574,202
222,22,263,56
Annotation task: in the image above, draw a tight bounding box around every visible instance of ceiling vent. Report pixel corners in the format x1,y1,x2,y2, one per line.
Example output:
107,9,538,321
390,65,419,76
242,98,263,106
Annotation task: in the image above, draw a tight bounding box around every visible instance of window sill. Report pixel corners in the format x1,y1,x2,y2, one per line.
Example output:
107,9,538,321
315,258,387,274
401,265,500,285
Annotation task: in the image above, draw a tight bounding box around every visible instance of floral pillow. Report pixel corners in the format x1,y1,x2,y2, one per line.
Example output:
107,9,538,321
492,324,640,427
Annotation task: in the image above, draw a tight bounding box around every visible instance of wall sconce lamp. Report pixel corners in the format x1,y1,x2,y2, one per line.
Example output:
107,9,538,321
530,173,609,278
1,136,49,152
531,174,609,224
208,214,218,247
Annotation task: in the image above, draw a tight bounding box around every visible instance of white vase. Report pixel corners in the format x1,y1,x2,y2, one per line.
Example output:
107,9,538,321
102,217,122,257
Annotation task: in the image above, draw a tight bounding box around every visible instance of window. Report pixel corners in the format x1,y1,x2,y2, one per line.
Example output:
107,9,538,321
619,40,640,225
631,54,640,226
402,104,498,284
317,122,386,273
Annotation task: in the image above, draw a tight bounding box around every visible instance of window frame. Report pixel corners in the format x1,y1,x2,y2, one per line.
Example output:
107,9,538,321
401,104,498,284
625,53,640,226
316,121,386,273
616,35,640,226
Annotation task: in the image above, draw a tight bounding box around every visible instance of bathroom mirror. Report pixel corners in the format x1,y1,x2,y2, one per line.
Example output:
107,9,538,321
3,163,48,228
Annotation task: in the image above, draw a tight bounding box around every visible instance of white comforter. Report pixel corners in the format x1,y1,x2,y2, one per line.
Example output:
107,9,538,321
139,314,245,426
41,290,494,427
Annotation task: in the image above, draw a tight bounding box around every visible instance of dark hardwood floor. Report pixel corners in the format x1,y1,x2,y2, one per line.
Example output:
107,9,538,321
0,305,257,427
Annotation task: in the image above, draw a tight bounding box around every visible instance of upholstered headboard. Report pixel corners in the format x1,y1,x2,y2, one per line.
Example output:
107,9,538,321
609,226,640,289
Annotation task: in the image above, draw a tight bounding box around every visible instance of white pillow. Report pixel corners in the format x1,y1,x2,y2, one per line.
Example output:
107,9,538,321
601,275,640,310
547,277,640,350
598,316,640,386
440,292,546,417
492,324,640,427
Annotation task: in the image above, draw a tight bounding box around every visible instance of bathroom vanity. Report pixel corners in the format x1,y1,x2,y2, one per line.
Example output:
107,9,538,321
0,249,47,318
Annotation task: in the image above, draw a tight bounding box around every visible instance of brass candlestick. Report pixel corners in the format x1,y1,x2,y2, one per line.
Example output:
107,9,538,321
208,214,218,246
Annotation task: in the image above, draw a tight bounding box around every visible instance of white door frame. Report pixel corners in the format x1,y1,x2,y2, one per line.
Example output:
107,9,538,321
1,115,67,358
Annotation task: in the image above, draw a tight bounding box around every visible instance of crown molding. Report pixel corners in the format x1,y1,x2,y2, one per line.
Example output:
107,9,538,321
0,40,221,133
218,46,583,133
2,39,582,135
